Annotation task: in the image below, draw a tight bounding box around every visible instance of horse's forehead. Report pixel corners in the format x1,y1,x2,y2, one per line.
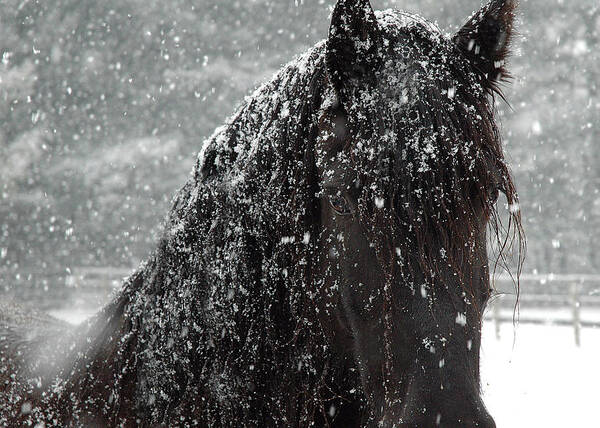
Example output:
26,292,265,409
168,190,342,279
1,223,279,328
369,11,457,112
376,9,445,44
378,11,451,73
321,11,448,105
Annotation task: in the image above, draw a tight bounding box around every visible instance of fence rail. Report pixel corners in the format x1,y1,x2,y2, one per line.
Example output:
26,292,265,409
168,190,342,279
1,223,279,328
488,274,600,346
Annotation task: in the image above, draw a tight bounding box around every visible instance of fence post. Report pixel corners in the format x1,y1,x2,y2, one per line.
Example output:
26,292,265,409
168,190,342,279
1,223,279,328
570,282,581,347
493,298,501,340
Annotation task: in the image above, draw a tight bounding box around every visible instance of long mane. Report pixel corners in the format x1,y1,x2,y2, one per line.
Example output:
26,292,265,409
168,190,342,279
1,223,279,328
62,43,335,425
138,43,333,423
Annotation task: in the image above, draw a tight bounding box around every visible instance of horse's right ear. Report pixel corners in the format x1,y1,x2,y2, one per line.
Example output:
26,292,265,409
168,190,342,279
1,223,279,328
326,0,382,101
454,0,517,92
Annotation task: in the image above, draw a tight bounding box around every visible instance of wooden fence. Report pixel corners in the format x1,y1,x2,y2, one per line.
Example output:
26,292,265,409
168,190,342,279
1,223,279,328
488,274,600,346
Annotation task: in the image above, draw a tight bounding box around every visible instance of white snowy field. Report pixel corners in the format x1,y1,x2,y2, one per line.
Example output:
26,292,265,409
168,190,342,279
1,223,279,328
481,322,600,428
50,307,599,427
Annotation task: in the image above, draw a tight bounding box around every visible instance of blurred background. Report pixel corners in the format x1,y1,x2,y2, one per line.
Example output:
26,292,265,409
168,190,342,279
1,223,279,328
0,1,598,426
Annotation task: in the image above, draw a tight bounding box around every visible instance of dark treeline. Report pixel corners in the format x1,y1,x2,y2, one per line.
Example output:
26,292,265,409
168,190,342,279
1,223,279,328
0,0,598,288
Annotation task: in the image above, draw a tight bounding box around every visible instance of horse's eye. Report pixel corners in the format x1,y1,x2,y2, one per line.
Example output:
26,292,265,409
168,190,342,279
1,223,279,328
329,194,351,216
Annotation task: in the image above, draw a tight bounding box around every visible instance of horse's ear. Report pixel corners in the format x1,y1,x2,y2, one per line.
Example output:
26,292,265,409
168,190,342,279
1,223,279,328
326,0,382,99
453,0,517,91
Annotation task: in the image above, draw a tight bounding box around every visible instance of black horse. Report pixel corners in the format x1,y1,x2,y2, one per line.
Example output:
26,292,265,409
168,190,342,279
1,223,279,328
1,0,524,426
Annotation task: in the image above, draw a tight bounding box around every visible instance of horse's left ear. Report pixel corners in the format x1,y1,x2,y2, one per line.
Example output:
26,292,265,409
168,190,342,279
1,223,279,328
453,0,517,91
326,0,382,100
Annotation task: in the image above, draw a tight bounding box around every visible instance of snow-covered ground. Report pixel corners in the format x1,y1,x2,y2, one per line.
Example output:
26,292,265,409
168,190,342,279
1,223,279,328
50,307,99,325
481,322,600,428
50,307,598,427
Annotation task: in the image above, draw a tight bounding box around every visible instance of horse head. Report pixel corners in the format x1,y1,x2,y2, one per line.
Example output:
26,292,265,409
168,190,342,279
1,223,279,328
315,0,521,426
